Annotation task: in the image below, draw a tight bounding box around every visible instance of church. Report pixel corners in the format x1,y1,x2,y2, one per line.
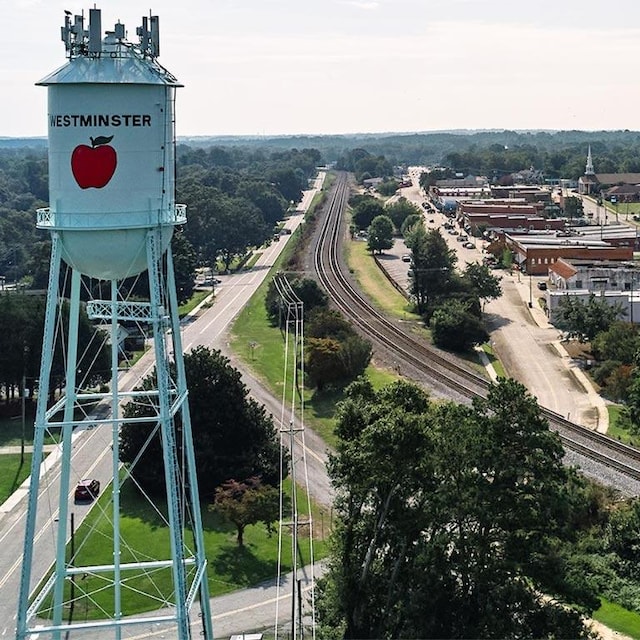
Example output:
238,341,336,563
578,146,640,201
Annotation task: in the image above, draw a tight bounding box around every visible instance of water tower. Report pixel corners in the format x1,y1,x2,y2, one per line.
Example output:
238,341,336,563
17,8,213,639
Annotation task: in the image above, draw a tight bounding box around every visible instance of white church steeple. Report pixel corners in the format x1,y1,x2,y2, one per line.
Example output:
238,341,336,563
585,145,595,176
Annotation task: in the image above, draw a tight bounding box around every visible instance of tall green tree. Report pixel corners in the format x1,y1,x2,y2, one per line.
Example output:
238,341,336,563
351,197,385,230
405,226,457,315
430,298,489,351
461,261,502,306
0,292,110,401
366,215,394,254
264,275,328,327
564,195,585,219
318,378,595,639
305,309,372,390
120,346,284,497
384,197,420,231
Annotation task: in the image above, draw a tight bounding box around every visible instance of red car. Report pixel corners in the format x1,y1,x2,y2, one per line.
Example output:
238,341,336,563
74,478,100,501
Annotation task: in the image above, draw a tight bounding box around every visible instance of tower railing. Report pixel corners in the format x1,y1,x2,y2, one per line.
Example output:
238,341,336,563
36,204,187,230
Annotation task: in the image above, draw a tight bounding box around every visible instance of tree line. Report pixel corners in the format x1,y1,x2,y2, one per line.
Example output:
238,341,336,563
0,145,323,287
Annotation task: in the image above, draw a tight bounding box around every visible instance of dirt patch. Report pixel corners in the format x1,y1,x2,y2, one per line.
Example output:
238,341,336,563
561,339,594,362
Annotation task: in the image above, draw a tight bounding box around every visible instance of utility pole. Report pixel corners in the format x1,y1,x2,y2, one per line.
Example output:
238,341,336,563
20,343,27,466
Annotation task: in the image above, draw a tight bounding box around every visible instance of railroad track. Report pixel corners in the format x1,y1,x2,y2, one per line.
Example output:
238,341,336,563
313,172,640,488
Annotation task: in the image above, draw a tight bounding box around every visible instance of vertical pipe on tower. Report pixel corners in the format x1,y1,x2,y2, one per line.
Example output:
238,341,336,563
110,279,122,636
52,268,81,636
16,234,62,639
146,228,190,638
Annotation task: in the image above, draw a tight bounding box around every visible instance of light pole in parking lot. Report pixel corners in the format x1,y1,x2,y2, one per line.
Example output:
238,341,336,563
529,273,533,308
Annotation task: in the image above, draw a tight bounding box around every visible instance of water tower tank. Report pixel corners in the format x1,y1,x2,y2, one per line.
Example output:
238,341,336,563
37,9,183,280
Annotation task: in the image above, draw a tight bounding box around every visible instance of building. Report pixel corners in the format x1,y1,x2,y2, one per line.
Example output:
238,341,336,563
490,229,634,275
578,146,640,196
549,258,639,292
546,257,640,323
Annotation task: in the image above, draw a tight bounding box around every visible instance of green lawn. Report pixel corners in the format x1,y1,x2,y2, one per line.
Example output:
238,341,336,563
593,598,640,639
178,289,211,317
480,343,507,379
605,404,639,445
39,478,328,620
347,239,417,321
0,453,32,503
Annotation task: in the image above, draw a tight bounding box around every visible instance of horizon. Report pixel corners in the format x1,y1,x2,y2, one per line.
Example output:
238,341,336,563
3,127,640,143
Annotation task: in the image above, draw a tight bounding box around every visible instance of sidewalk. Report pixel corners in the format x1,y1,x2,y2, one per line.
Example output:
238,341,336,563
501,271,609,433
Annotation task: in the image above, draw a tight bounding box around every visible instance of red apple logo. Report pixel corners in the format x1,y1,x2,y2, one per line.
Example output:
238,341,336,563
71,135,117,189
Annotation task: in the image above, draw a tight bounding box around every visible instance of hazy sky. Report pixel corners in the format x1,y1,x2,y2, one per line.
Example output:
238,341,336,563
5,0,640,138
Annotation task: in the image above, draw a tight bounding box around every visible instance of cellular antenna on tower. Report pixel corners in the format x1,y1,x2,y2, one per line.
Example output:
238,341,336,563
17,7,213,639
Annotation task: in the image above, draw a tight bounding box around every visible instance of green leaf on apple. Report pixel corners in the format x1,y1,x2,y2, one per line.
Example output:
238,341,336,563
90,135,114,148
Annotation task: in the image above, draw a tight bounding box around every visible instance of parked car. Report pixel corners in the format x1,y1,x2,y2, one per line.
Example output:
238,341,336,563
537,281,547,290
74,478,100,501
464,242,475,249
401,254,411,263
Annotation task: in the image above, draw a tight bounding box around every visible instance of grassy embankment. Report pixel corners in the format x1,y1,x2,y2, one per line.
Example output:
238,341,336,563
229,189,400,449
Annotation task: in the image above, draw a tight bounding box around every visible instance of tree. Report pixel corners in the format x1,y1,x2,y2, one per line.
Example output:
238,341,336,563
405,226,457,315
564,195,584,219
265,275,328,326
430,298,489,351
237,180,287,226
306,333,372,391
307,308,353,340
591,321,640,364
351,197,385,230
269,167,304,203
120,346,284,497
318,378,595,639
375,179,398,196
400,213,422,238
211,477,280,547
366,215,394,254
213,197,270,271
0,293,110,401
384,197,420,231
620,350,640,434
461,261,502,306
171,229,197,304
555,294,626,342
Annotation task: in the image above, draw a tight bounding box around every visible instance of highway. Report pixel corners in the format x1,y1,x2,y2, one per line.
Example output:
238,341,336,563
0,173,327,638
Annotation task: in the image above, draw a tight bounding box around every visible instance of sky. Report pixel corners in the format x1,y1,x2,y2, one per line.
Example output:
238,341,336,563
4,0,640,138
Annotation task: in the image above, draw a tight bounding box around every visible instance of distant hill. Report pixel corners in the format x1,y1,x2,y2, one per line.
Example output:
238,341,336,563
0,137,47,149
4,130,640,168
